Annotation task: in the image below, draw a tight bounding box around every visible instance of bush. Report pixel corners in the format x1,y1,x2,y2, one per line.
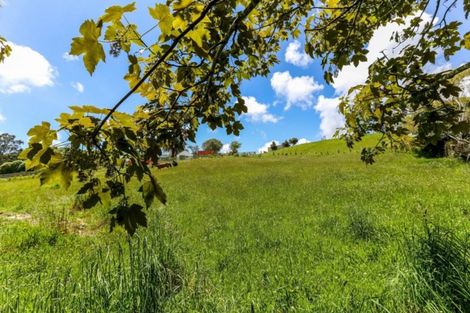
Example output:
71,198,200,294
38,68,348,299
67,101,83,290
446,138,470,162
0,160,25,175
416,136,470,162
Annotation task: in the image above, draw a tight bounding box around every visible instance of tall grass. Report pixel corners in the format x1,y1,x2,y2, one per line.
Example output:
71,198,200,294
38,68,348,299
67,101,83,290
403,224,470,313
1,223,182,313
1,136,469,312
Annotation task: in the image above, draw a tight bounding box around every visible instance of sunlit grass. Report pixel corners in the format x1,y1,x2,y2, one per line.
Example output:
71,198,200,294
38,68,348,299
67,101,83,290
1,137,469,312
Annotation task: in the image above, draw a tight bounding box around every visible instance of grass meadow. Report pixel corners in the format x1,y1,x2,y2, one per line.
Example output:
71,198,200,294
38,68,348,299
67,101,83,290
0,137,469,312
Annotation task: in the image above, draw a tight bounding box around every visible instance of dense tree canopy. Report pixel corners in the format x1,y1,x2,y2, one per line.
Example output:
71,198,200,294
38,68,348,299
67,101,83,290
270,141,278,151
289,138,299,146
20,0,470,234
229,141,241,154
0,133,23,165
202,138,223,153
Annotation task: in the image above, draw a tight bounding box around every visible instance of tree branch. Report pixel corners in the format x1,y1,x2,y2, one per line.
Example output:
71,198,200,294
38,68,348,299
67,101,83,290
92,0,222,139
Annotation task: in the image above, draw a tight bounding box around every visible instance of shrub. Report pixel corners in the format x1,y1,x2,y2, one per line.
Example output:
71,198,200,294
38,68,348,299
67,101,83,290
0,160,25,175
446,138,470,162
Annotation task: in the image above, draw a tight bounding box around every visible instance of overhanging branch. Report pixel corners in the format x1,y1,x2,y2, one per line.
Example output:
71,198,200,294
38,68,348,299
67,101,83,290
92,0,222,139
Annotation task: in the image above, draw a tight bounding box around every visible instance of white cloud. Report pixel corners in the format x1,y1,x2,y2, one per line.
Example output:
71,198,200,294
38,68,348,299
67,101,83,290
332,13,433,95
315,96,345,138
6,85,29,93
0,113,5,122
258,140,279,154
296,138,310,145
424,62,453,74
271,71,323,110
460,76,470,98
63,52,79,62
242,96,281,123
285,41,312,67
0,42,55,94
220,143,230,154
71,82,84,93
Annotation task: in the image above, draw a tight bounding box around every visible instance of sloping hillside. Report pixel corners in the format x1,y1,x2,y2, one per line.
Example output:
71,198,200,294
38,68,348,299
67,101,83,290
264,134,383,156
1,138,469,313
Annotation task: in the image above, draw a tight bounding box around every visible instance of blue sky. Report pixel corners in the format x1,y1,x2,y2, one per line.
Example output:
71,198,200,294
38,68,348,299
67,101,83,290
0,0,468,153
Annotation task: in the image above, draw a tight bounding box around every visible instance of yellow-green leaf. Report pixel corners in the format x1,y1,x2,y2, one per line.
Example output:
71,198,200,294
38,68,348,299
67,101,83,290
189,25,210,49
40,162,73,190
149,4,174,35
69,105,109,115
101,2,136,23
464,32,470,50
70,20,106,75
27,122,57,146
173,0,192,10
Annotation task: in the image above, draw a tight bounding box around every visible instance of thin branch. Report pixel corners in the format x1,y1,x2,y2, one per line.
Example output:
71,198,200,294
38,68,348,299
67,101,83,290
203,0,262,103
92,0,222,139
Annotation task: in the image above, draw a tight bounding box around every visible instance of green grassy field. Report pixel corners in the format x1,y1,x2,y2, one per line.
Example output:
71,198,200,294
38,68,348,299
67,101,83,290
1,137,469,312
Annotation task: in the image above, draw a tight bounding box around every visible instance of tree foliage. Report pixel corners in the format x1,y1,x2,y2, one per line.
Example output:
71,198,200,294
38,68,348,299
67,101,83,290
289,137,299,146
202,138,223,153
0,133,23,165
21,0,470,234
0,160,25,175
0,3,11,63
416,69,470,160
229,141,241,154
332,2,470,163
270,141,278,151
0,36,11,63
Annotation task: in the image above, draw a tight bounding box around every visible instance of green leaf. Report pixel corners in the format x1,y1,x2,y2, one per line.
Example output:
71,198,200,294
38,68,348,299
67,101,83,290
141,176,166,207
149,4,174,36
324,71,334,84
82,193,101,209
441,84,461,98
106,180,125,198
109,204,147,235
233,97,247,114
70,20,106,75
142,180,155,208
77,181,96,195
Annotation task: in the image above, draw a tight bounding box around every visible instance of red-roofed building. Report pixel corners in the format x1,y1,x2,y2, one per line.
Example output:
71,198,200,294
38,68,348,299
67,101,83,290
197,150,215,157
